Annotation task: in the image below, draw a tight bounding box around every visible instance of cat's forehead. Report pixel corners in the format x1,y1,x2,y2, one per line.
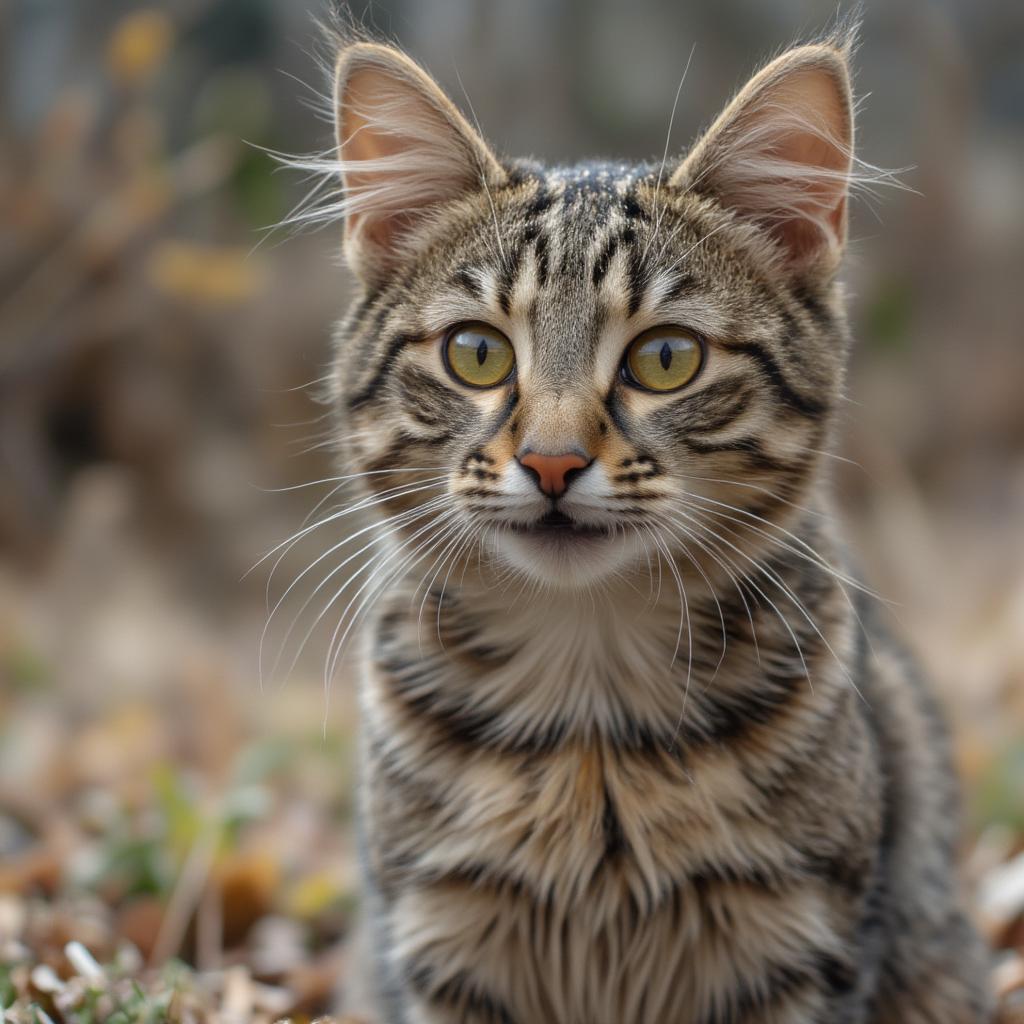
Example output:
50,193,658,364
407,159,738,370
513,160,660,223
434,161,718,384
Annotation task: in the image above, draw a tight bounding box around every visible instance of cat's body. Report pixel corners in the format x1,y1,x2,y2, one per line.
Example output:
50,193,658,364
316,29,992,1024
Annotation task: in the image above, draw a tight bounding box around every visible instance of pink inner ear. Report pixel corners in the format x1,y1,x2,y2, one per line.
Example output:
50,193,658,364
773,195,847,264
746,68,853,261
338,68,419,250
675,56,856,270
769,69,851,164
332,44,510,284
333,54,501,274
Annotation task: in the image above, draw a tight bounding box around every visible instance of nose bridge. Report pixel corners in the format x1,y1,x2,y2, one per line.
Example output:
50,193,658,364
518,388,600,458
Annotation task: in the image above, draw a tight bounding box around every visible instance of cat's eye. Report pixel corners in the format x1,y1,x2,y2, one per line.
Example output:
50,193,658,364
443,323,515,388
622,327,704,393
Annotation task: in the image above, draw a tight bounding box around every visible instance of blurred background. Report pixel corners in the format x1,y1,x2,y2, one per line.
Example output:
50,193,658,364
1,0,1022,1019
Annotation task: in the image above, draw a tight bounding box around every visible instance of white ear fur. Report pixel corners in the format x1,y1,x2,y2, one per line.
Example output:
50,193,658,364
333,43,505,283
671,45,855,273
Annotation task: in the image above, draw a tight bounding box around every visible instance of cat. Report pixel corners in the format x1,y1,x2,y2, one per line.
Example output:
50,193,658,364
309,23,993,1024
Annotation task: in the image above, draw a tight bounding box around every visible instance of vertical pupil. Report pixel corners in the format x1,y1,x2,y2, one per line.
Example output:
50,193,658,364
476,337,489,366
659,341,672,371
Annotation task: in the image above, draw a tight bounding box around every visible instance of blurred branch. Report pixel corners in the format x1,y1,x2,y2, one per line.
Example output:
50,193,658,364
0,136,239,378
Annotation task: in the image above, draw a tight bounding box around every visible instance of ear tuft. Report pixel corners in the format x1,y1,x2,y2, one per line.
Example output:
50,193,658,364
333,43,504,283
672,44,856,274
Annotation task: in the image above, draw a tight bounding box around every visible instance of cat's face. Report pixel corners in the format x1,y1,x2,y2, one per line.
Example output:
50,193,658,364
331,41,855,590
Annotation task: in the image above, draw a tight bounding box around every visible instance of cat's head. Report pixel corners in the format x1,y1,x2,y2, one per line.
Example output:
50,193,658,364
328,37,859,590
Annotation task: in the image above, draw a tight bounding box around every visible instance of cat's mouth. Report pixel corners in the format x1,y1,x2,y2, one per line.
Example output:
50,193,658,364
506,510,613,540
494,509,635,586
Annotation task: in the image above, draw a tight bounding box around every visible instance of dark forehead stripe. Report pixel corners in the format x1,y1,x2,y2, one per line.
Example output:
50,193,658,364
589,218,655,318
500,164,657,295
494,221,550,315
625,243,651,318
533,232,550,289
661,271,697,305
549,165,639,274
591,221,639,288
621,190,652,223
516,181,556,290
494,245,523,317
524,186,553,218
591,233,621,287
451,266,483,300
494,167,558,284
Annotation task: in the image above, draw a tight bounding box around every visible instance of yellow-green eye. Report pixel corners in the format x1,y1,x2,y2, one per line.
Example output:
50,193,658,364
623,327,704,392
444,323,515,388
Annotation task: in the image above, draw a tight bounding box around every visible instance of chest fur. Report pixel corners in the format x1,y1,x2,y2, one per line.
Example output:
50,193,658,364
361,663,846,1023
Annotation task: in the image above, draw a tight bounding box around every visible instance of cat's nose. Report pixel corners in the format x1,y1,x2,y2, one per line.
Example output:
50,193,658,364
517,450,590,498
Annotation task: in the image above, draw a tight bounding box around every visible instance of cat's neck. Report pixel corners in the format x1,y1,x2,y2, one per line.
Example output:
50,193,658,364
382,513,855,751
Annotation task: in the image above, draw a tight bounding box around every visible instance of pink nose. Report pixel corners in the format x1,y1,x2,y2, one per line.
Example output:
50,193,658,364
518,451,589,498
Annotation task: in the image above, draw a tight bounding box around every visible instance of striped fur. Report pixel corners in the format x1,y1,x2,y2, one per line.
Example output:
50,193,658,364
317,31,993,1024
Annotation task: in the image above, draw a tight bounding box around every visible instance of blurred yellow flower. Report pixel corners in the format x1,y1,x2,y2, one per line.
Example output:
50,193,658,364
147,241,263,304
107,10,174,85
284,871,347,919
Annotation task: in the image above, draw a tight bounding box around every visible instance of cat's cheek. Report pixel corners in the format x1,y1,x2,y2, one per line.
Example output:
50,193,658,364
486,529,643,589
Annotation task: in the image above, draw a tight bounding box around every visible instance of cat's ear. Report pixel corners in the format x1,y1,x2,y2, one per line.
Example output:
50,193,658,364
670,43,854,275
332,43,505,283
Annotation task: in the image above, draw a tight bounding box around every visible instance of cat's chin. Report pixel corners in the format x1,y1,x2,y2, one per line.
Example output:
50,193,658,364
489,523,640,589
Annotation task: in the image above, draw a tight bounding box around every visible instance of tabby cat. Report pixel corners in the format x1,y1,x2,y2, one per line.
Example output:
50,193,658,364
314,25,993,1024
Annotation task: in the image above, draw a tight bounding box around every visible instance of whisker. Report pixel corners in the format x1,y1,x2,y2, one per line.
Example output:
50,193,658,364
434,519,486,648
656,512,763,667
257,475,449,627
453,65,508,270
675,492,881,599
643,43,696,265
320,507,465,712
414,516,477,649
254,467,448,494
247,475,448,582
643,524,698,750
647,514,729,686
262,495,453,687
644,525,691,684
673,505,863,699
671,492,887,671
662,509,805,680
679,472,827,521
